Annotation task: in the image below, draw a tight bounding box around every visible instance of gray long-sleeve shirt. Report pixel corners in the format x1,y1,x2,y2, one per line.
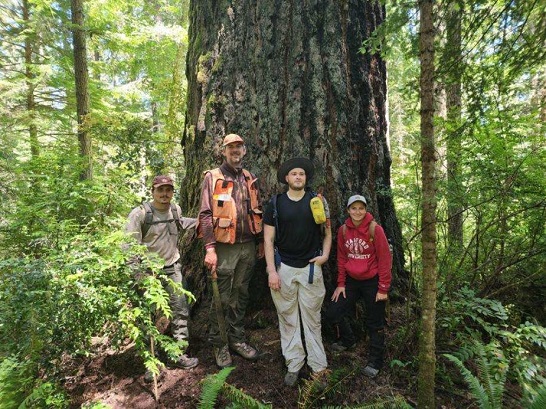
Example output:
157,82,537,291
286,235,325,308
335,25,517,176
126,203,197,266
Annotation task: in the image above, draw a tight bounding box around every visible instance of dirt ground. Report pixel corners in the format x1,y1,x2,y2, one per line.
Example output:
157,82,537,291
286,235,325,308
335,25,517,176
63,307,417,409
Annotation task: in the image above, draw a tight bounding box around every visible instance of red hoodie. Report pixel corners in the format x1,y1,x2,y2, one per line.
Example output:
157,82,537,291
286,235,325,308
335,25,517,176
336,213,392,294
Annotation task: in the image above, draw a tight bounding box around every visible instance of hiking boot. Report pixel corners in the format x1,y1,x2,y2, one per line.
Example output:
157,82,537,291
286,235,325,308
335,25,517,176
230,342,258,360
362,365,379,378
214,345,232,368
172,353,199,369
284,370,299,387
331,342,355,353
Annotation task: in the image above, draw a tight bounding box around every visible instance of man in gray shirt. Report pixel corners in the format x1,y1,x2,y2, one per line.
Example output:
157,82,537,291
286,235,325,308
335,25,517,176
126,175,198,379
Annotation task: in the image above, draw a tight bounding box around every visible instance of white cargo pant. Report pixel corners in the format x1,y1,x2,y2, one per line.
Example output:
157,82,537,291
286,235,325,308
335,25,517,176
270,262,328,373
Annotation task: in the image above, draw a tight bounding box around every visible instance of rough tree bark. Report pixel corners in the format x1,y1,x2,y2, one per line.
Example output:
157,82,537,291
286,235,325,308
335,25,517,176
70,0,92,181
417,0,437,407
445,1,463,251
180,0,408,311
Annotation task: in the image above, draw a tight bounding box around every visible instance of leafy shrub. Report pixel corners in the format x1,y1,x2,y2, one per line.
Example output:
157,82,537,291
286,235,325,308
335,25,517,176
438,287,546,406
0,356,68,409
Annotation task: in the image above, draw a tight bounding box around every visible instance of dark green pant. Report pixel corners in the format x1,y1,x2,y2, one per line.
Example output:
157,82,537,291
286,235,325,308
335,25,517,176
208,241,256,347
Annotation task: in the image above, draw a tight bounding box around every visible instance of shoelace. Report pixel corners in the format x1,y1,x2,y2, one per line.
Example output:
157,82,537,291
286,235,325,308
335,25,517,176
239,343,251,352
218,346,230,360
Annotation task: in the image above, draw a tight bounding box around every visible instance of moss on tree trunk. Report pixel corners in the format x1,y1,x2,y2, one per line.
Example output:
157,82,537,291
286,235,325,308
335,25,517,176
180,0,408,314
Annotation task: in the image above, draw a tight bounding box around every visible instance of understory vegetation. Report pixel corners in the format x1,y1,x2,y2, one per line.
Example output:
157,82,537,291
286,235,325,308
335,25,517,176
1,0,545,408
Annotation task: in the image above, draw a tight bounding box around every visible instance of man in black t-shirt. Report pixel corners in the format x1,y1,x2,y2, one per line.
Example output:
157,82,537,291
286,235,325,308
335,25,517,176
263,158,332,387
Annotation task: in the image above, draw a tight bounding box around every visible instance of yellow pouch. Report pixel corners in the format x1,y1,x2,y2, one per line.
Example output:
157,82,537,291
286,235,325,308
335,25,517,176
310,196,327,224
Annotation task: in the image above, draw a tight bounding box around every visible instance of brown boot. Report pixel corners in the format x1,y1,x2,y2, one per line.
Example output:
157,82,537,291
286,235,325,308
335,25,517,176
229,342,258,360
214,345,233,368
172,354,199,369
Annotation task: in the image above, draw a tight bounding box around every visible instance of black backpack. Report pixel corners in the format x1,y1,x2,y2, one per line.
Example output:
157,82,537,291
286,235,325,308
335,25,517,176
141,201,184,238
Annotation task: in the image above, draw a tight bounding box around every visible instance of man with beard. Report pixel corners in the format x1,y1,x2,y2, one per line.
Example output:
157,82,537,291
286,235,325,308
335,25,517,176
199,134,264,368
263,158,332,387
126,175,199,381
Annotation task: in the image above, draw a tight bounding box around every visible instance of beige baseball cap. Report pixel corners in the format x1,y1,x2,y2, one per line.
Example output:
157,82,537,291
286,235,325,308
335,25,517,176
222,133,245,146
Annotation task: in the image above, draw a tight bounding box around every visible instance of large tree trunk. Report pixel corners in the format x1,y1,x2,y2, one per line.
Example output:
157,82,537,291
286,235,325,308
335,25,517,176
181,0,407,309
71,0,92,181
417,0,437,407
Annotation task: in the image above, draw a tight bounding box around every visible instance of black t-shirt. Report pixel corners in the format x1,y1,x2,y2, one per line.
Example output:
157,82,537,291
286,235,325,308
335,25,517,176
263,192,322,268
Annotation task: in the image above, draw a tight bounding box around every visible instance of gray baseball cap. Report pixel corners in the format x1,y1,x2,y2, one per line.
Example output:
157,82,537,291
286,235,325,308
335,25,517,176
346,195,367,207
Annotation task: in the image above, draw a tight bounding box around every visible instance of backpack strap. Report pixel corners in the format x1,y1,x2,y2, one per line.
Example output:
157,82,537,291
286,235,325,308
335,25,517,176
141,201,181,239
170,203,184,233
271,194,280,243
369,219,377,243
141,201,154,238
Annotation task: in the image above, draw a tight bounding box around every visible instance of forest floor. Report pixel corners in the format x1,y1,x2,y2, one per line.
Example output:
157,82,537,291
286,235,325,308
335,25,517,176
62,305,466,409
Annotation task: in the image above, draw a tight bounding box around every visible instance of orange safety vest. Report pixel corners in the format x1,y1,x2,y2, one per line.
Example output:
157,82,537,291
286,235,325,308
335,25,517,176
208,168,263,244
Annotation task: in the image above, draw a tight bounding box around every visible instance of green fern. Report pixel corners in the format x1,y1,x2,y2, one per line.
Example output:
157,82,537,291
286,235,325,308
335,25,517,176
298,369,330,409
444,353,493,408
475,342,507,408
198,367,271,409
221,383,272,408
299,368,356,409
322,394,411,408
0,357,27,409
527,382,546,409
198,367,235,409
444,340,508,409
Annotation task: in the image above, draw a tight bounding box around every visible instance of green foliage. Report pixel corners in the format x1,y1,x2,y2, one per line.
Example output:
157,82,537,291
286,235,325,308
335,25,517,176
81,403,113,409
198,366,412,409
299,369,353,409
0,356,68,409
386,0,546,326
438,289,546,406
528,383,546,409
0,357,31,409
198,367,235,409
497,322,546,404
438,287,509,338
0,163,195,403
0,219,194,403
322,396,412,408
384,1,545,395
299,372,328,409
442,336,546,409
444,341,508,409
221,383,272,409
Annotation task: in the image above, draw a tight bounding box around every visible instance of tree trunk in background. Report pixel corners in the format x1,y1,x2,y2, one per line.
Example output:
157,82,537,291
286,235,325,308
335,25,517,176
23,0,38,159
181,0,407,309
417,0,437,408
446,1,463,251
71,0,92,181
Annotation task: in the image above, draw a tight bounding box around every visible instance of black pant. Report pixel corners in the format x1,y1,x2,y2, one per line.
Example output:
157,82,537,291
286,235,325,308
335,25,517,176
325,274,386,369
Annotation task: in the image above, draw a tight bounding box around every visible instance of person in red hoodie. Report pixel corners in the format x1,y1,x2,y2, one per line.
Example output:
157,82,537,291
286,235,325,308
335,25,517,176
325,194,392,378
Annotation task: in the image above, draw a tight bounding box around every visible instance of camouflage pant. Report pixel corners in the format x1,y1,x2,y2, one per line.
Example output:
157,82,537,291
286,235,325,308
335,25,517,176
208,241,256,347
163,261,190,342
